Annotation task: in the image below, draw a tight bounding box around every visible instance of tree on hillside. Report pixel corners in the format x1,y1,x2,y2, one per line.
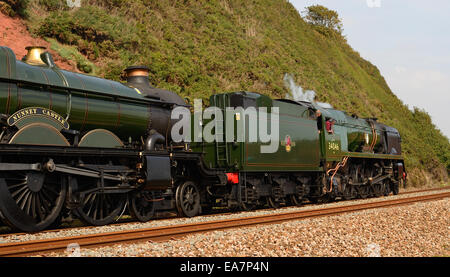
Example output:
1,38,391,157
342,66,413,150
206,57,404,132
303,5,343,34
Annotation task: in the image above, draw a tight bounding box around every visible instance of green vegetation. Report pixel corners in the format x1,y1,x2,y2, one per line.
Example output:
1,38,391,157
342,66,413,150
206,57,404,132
0,0,29,17
304,4,343,35
5,0,450,186
46,38,98,74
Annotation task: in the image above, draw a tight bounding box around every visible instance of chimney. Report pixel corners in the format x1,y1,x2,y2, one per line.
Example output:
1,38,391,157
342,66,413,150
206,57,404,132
124,65,151,86
124,65,186,105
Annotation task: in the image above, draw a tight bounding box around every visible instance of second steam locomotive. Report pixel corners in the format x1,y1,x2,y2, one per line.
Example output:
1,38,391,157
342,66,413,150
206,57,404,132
0,46,405,232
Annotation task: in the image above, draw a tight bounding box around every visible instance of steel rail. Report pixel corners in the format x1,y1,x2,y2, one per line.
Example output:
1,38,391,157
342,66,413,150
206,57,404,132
0,190,449,257
0,186,447,238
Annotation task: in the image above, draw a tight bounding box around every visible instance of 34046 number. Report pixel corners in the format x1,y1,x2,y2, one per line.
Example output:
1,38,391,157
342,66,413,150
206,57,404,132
328,142,340,151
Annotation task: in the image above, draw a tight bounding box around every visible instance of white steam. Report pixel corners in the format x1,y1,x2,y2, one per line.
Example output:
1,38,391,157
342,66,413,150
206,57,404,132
283,73,333,109
316,101,333,109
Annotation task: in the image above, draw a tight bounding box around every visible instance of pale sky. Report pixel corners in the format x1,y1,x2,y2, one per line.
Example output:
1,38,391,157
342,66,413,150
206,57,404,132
289,0,450,139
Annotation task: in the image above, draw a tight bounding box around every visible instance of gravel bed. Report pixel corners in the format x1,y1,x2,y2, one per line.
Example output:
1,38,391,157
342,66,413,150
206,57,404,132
43,197,450,257
0,187,448,245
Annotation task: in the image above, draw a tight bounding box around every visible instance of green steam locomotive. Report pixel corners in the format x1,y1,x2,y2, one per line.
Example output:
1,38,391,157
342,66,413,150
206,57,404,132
0,46,405,232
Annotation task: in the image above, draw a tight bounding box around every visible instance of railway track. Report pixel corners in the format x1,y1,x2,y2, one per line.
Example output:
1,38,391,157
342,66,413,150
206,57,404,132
0,189,449,257
1,186,447,238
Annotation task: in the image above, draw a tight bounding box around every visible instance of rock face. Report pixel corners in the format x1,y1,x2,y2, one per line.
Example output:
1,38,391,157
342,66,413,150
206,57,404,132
0,12,75,71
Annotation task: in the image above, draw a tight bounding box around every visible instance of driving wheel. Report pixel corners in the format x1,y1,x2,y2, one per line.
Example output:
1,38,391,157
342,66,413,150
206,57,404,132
0,172,66,232
74,178,127,226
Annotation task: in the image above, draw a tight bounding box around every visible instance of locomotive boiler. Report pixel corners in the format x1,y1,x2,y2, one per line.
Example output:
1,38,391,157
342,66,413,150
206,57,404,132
0,46,185,145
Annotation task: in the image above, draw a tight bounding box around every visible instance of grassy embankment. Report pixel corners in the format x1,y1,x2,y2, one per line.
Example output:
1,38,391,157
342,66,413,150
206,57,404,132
2,0,448,186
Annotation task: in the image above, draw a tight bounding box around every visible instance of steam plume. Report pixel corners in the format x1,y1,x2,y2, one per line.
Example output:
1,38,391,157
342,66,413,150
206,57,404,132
283,73,333,109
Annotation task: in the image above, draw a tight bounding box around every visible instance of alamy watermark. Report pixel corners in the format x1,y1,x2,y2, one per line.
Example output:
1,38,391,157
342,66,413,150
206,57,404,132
66,0,82,8
366,0,381,8
66,243,81,257
365,243,381,257
171,99,280,154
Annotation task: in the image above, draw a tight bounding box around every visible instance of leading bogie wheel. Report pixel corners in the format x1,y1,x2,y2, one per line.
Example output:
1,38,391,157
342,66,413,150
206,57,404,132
130,190,155,222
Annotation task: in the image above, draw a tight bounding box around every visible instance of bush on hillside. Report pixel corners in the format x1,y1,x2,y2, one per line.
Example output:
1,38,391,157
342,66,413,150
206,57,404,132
0,0,28,17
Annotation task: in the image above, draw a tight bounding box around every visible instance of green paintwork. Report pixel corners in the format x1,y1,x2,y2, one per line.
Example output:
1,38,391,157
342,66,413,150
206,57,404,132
316,107,386,162
12,116,64,131
0,46,153,142
192,92,322,172
193,91,403,173
78,129,124,148
8,123,69,146
243,99,321,172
